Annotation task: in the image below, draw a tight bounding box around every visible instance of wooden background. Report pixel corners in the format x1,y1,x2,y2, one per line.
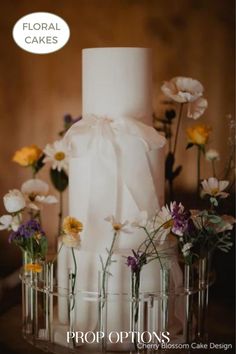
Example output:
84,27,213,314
0,0,234,255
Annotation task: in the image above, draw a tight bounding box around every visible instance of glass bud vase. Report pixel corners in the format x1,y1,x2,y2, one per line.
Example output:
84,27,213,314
197,253,212,342
159,264,170,333
43,262,54,342
98,270,108,351
22,251,41,338
130,270,141,351
183,261,195,342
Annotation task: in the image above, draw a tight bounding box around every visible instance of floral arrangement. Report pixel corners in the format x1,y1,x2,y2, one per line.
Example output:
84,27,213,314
154,76,235,199
99,183,234,349
0,78,234,293
0,77,234,351
0,114,81,269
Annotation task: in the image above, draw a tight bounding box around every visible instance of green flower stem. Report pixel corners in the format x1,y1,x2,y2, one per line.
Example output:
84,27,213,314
197,146,201,196
50,242,63,266
173,103,184,155
137,220,172,255
212,160,216,178
101,231,117,301
133,271,140,323
70,247,77,311
143,227,163,270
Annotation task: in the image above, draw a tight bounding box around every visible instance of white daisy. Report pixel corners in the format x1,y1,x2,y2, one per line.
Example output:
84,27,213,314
155,205,172,229
152,205,173,243
21,178,58,210
201,177,229,199
43,139,69,172
105,215,131,233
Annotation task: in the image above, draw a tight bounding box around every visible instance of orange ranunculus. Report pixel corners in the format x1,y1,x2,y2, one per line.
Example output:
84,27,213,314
63,216,83,236
12,145,42,167
186,124,211,145
24,263,42,273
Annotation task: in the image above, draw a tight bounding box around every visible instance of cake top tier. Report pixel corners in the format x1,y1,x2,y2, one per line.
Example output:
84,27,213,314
82,47,152,125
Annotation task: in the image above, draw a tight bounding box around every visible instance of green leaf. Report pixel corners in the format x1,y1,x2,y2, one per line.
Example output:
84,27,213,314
33,153,46,174
165,152,174,179
50,168,68,192
199,144,206,154
172,165,182,179
186,142,194,150
210,197,218,207
40,237,48,258
208,215,222,224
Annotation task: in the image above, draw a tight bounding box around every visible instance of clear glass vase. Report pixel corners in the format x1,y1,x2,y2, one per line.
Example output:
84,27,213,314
130,270,142,351
22,251,42,337
183,261,195,342
98,270,108,351
196,253,212,342
183,252,213,343
159,264,171,333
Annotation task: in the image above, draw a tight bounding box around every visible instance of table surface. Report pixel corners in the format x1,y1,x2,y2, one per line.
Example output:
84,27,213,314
0,294,234,354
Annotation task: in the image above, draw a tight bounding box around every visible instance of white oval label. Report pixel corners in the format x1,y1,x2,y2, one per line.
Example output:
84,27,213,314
12,12,70,54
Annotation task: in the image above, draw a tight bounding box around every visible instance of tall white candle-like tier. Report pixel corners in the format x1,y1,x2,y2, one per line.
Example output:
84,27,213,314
57,48,184,345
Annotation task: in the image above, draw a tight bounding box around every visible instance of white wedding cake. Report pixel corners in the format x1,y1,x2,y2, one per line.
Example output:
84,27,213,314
56,48,183,349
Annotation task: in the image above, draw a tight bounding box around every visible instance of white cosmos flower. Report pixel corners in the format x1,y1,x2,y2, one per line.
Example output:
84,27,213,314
132,207,173,244
43,139,69,172
205,149,220,162
105,215,131,233
0,214,21,231
21,179,58,210
131,211,148,228
161,77,204,103
153,205,173,243
187,97,208,120
3,189,26,213
201,177,229,199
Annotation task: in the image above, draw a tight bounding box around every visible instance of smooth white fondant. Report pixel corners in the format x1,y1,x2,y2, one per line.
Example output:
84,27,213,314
57,48,171,341
82,48,152,124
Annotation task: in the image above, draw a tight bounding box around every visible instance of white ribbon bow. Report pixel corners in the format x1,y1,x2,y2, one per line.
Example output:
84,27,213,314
64,115,166,251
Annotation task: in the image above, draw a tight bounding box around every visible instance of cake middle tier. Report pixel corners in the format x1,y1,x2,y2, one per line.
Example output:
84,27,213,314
66,115,165,252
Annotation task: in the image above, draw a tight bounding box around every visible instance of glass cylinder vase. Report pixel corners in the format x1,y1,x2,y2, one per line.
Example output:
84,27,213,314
197,253,212,342
130,270,142,351
98,270,108,351
22,251,42,338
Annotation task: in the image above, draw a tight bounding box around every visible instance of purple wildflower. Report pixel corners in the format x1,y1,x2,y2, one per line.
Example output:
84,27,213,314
9,219,45,243
126,250,146,273
171,202,191,236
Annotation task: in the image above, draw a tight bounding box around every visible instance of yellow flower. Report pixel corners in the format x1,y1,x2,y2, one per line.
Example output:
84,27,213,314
24,263,42,273
186,124,211,145
13,145,42,167
63,216,83,236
